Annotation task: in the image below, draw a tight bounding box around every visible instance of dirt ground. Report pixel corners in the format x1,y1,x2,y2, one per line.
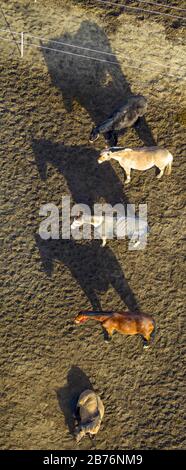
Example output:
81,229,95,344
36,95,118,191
0,0,185,450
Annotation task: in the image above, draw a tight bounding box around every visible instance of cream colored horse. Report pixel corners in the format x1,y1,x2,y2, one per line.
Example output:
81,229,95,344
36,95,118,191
71,212,148,247
74,389,104,442
98,146,173,183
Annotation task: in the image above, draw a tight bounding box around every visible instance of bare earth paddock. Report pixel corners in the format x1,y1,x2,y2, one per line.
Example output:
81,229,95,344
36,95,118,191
0,0,185,450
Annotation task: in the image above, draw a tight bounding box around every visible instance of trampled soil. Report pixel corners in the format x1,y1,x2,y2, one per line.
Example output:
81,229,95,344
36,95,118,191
0,0,185,450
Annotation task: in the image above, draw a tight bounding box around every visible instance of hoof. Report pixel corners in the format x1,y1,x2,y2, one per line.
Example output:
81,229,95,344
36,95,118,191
104,335,111,343
133,240,140,248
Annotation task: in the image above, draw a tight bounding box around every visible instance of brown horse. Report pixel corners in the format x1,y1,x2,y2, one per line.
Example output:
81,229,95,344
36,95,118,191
74,311,155,347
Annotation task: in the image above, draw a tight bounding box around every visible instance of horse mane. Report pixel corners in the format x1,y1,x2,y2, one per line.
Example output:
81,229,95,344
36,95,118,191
80,311,114,316
102,147,125,153
104,147,132,153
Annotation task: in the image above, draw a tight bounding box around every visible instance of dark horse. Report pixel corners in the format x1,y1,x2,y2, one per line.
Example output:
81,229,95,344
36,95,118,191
41,21,155,147
89,95,148,146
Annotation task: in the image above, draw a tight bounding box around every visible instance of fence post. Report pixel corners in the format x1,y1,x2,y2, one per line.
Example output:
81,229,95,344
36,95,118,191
21,31,24,58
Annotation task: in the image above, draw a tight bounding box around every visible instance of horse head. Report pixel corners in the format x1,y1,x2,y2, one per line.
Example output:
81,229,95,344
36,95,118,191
71,211,85,230
89,126,100,143
97,148,112,164
74,312,88,324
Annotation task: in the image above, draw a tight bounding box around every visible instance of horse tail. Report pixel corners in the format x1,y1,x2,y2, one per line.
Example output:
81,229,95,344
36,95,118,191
165,152,173,175
150,318,156,341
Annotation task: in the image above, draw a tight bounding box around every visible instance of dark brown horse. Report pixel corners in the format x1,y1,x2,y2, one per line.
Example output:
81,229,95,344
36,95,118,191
89,95,147,146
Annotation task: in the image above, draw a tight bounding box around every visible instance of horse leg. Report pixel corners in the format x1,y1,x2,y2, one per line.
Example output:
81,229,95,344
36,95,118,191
165,160,172,175
88,434,96,448
103,327,112,342
133,117,141,129
104,131,111,146
143,339,150,349
150,326,156,342
110,131,118,146
124,166,131,184
101,236,107,247
102,320,114,342
143,332,152,342
133,240,141,248
156,166,164,179
96,226,107,248
142,330,153,348
104,131,118,147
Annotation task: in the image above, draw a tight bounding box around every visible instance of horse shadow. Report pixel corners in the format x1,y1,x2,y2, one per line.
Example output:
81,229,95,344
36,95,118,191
32,139,129,208
35,234,139,311
41,20,156,146
56,366,93,436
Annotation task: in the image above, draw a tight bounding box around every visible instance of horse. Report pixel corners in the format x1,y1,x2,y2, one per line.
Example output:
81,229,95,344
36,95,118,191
89,95,147,146
98,146,173,183
71,212,149,248
74,311,155,347
74,389,104,442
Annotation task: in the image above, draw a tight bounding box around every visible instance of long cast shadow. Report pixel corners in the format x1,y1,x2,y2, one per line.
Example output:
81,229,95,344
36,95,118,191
56,366,93,436
35,235,139,311
33,20,145,317
33,139,129,208
41,20,156,146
